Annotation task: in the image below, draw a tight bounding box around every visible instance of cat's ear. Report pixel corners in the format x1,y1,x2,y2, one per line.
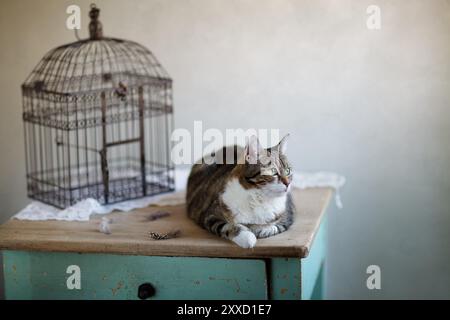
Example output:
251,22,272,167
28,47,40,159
245,135,263,164
277,134,289,154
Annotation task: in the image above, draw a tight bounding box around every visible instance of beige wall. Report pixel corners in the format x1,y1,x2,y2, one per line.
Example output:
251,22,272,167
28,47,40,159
1,0,449,299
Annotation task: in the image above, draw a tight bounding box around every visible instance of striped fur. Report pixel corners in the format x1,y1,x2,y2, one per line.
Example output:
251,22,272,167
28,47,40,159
186,136,295,248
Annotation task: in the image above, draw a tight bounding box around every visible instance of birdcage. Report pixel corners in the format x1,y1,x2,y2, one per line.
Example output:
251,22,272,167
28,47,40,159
22,4,175,208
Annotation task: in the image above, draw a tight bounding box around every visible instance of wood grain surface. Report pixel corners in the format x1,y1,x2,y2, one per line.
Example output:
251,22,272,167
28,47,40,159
0,187,332,258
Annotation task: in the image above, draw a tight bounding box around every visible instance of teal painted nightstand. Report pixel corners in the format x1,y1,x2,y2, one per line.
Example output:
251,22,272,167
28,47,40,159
0,188,332,300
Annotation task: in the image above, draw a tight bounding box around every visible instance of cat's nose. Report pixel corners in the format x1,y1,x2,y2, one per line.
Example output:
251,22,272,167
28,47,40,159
280,176,290,188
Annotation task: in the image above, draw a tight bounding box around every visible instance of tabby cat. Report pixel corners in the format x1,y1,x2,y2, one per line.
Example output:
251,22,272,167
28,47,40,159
186,135,295,248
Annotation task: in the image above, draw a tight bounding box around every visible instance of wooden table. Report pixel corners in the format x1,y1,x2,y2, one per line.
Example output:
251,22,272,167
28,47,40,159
0,187,332,300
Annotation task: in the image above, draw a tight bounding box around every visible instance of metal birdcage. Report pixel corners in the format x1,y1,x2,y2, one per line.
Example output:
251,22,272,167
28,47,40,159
22,4,175,208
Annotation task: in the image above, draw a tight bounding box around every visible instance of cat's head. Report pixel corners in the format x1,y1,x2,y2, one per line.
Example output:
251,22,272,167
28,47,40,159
237,135,293,195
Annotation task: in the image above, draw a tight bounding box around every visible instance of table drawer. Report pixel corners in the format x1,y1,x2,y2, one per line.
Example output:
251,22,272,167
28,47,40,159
3,251,268,300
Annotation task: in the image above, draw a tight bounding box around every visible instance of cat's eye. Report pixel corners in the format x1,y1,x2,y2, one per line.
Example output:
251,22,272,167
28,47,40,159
271,168,278,176
285,168,291,176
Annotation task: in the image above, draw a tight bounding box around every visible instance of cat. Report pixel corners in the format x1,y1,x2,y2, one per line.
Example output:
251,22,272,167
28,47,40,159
186,135,295,248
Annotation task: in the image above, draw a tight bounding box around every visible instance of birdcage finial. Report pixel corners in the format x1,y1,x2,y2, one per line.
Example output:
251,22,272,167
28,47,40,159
89,4,103,40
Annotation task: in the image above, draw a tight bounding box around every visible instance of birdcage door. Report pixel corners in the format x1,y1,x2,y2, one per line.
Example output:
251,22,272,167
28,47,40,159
99,88,146,204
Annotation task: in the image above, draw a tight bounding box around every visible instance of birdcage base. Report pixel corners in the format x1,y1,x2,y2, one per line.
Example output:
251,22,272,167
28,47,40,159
27,166,175,209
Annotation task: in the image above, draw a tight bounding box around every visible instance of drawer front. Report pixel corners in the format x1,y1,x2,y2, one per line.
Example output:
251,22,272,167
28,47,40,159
3,251,267,300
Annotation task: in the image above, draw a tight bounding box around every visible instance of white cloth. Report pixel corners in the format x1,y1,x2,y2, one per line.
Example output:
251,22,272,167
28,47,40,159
13,169,345,221
292,172,346,209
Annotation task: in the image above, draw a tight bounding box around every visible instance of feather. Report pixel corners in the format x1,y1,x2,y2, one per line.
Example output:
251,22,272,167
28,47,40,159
99,217,112,234
146,211,171,221
148,229,180,240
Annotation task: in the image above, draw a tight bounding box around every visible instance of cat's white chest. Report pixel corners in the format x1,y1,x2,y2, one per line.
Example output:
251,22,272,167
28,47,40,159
221,178,287,225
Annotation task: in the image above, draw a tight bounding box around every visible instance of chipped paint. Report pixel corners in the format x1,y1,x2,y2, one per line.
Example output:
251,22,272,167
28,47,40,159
209,277,242,293
111,281,124,296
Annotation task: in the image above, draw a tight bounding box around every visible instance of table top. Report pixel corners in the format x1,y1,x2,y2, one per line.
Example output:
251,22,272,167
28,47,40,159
0,187,332,259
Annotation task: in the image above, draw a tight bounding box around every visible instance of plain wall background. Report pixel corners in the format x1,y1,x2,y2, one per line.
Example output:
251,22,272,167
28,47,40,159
1,0,449,299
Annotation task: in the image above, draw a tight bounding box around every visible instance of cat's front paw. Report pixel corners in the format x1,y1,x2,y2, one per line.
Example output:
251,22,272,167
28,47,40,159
232,230,257,248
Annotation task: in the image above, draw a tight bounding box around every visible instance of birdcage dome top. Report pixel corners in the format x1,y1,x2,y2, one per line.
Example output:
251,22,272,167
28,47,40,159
22,5,170,95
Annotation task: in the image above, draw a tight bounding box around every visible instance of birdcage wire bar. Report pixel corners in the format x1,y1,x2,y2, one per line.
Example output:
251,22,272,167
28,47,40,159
22,5,175,208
